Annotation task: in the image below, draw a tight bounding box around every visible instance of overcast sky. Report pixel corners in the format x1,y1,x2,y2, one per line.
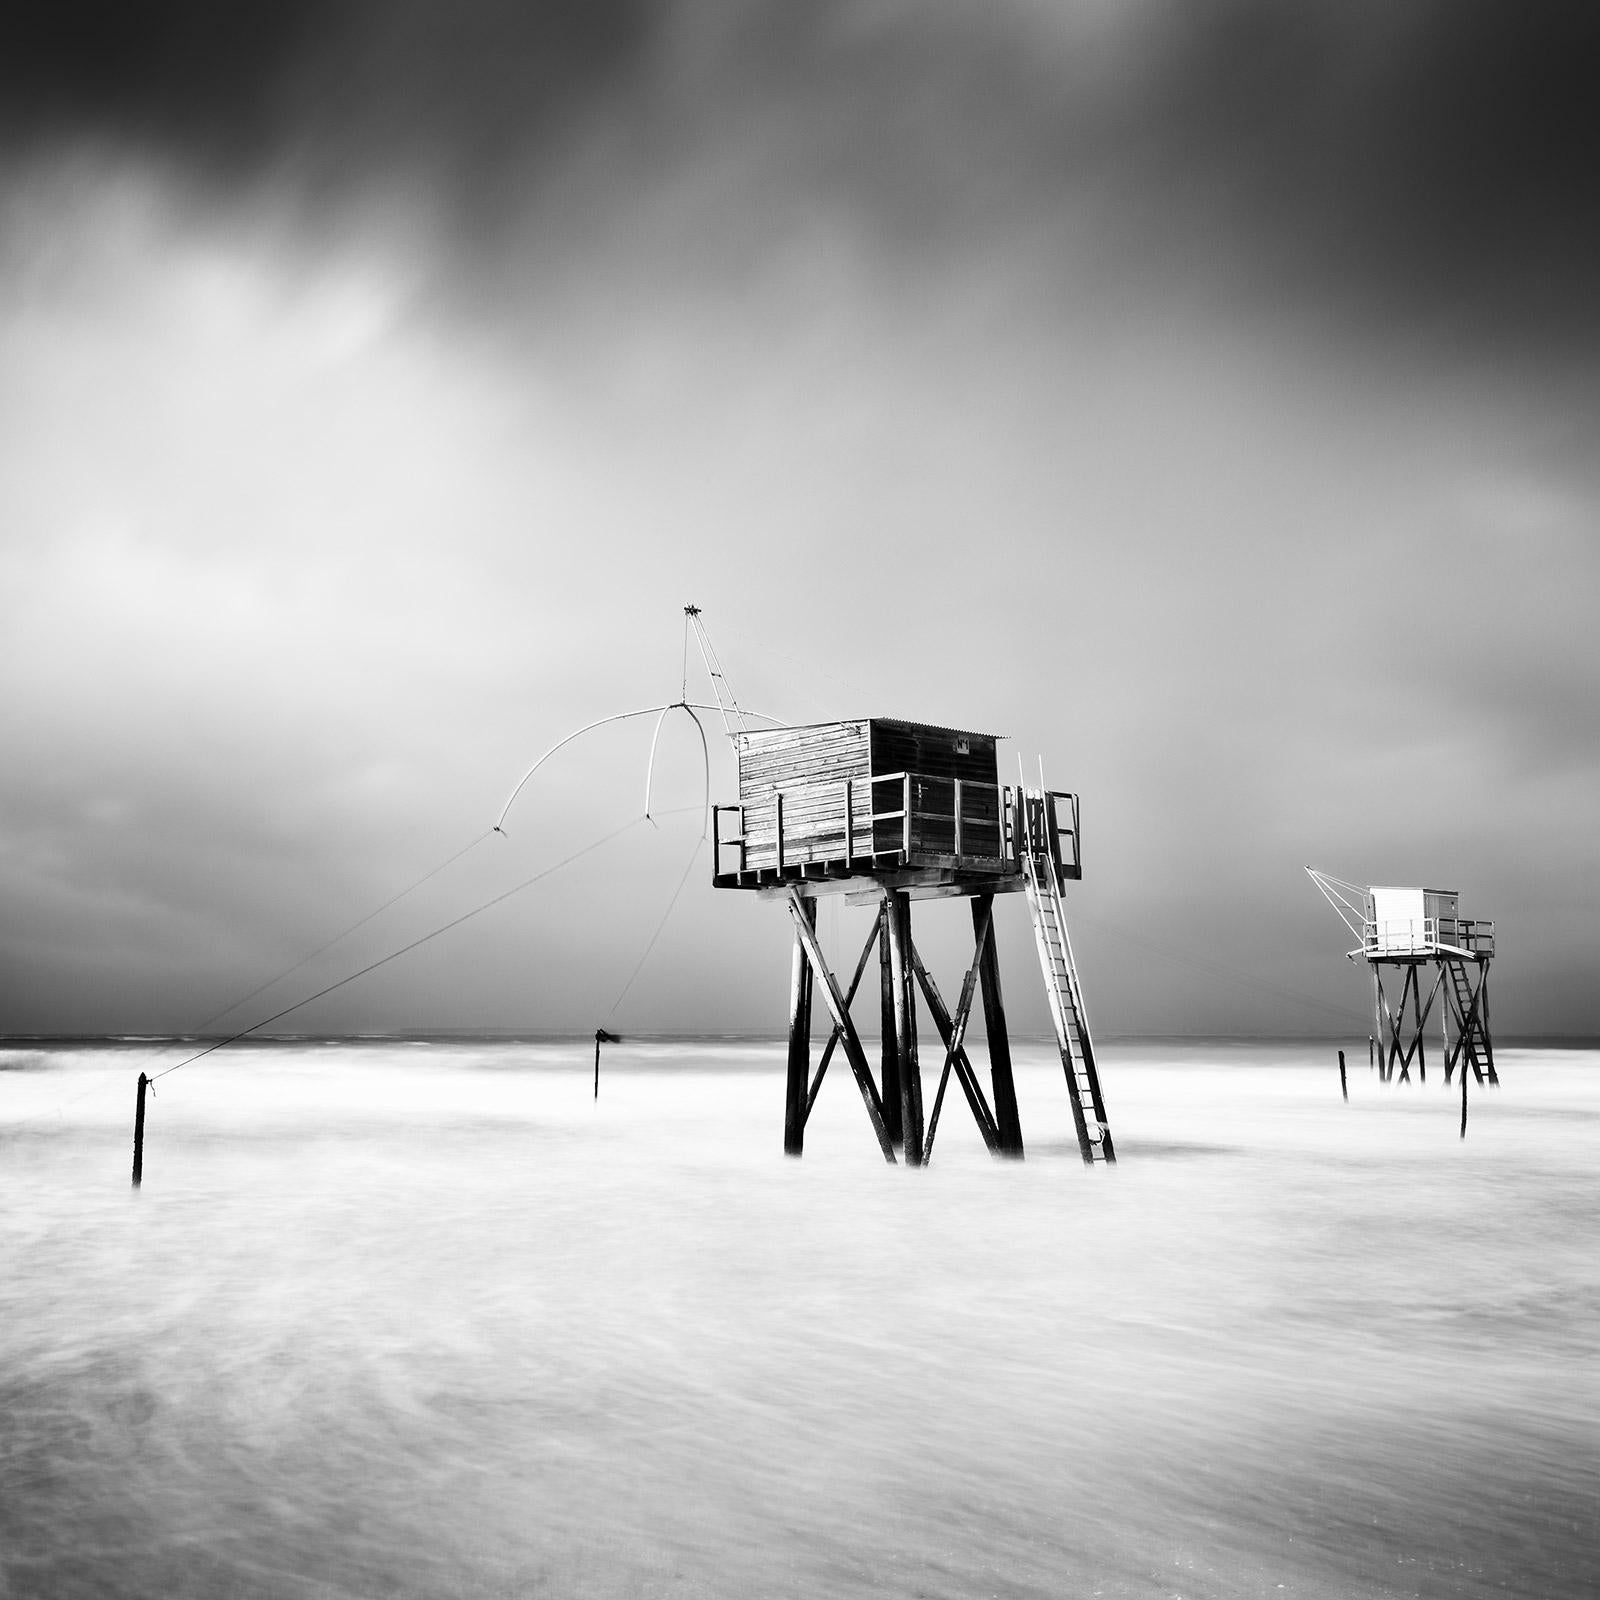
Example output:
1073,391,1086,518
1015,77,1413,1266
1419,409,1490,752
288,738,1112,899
3,1,1598,1041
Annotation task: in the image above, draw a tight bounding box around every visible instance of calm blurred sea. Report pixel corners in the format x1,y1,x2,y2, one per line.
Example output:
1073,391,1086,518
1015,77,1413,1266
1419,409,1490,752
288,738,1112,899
2,1039,1596,1599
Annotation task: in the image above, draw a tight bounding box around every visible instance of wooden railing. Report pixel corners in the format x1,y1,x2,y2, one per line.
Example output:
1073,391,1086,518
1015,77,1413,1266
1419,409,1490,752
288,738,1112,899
714,771,1012,877
1008,787,1081,884
1361,917,1495,958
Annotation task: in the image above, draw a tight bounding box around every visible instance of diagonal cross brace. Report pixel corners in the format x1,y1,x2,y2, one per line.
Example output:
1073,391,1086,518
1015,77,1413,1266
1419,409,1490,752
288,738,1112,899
805,904,886,1122
1396,964,1447,1080
786,890,897,1162
1381,966,1417,1081
910,917,1001,1160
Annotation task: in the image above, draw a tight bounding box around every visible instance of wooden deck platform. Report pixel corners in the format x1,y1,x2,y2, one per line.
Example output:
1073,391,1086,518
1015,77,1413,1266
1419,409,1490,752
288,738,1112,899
713,775,1079,902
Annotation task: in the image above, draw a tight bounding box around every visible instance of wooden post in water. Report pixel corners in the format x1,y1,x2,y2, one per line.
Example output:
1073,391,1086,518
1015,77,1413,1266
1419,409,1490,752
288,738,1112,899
1460,1045,1468,1138
784,899,816,1156
131,1071,148,1187
593,1028,618,1099
1338,1049,1347,1102
973,894,1023,1156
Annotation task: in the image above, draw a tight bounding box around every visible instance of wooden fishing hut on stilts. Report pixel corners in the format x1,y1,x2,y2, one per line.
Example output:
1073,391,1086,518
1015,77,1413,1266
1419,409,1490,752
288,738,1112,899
712,720,1114,1166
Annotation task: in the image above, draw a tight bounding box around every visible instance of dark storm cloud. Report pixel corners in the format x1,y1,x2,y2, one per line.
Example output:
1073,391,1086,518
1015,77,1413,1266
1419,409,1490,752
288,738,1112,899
0,0,652,193
1125,2,1600,344
4,1,1598,1038
7,1,1597,344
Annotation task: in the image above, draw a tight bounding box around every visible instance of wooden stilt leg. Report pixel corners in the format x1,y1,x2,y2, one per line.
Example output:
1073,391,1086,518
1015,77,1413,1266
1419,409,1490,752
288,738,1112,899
784,899,816,1156
886,890,924,1165
878,913,902,1146
1414,964,1427,1084
973,894,1023,1157
1374,968,1389,1082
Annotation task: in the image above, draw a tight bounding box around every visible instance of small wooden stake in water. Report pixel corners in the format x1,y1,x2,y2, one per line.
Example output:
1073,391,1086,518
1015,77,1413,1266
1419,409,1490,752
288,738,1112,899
593,1028,618,1100
131,1071,148,1187
1338,1049,1347,1103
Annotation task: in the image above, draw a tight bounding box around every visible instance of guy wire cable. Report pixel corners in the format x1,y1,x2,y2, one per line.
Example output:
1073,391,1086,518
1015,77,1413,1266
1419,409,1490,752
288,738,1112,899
149,814,652,1083
184,828,498,1037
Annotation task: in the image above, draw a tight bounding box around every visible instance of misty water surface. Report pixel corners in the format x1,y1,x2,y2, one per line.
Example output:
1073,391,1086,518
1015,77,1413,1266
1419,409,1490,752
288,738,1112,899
3,1041,1596,1599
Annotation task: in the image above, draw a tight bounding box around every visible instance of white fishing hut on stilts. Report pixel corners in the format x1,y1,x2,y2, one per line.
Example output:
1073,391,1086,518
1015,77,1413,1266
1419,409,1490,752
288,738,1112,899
1308,870,1497,1087
713,719,1113,1166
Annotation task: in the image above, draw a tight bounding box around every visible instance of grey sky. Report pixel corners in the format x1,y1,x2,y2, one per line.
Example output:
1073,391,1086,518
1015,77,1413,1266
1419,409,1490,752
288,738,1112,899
3,2,1597,1039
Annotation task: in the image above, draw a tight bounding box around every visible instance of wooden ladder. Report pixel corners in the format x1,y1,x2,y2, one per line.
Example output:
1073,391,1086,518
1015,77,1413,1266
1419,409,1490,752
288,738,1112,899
1444,957,1494,1085
1018,806,1114,1165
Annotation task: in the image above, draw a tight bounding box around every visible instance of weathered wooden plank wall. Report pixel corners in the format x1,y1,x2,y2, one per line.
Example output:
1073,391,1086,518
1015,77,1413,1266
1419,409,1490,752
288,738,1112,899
738,723,871,868
734,720,1006,870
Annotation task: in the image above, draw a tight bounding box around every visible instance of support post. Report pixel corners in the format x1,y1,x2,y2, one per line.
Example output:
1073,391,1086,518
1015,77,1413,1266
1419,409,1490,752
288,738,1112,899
784,898,816,1155
973,894,1023,1157
878,914,903,1146
1460,1042,1469,1138
1338,1048,1347,1102
1373,968,1388,1082
885,889,924,1165
1413,964,1427,1083
131,1071,148,1187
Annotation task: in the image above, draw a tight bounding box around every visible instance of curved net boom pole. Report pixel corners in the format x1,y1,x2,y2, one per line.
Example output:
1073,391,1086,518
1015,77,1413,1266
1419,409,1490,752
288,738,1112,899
497,701,777,835
495,706,678,834
643,706,674,822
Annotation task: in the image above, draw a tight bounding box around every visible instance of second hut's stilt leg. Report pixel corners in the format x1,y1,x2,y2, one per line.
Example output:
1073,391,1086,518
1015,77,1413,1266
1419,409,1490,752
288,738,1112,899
1414,965,1427,1084
1373,968,1388,1082
973,893,1023,1157
784,898,816,1156
886,890,924,1165
1339,1049,1347,1102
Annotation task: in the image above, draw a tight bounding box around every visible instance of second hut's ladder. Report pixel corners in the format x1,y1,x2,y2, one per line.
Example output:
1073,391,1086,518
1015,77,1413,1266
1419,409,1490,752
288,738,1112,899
1018,793,1115,1165
1444,956,1496,1084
